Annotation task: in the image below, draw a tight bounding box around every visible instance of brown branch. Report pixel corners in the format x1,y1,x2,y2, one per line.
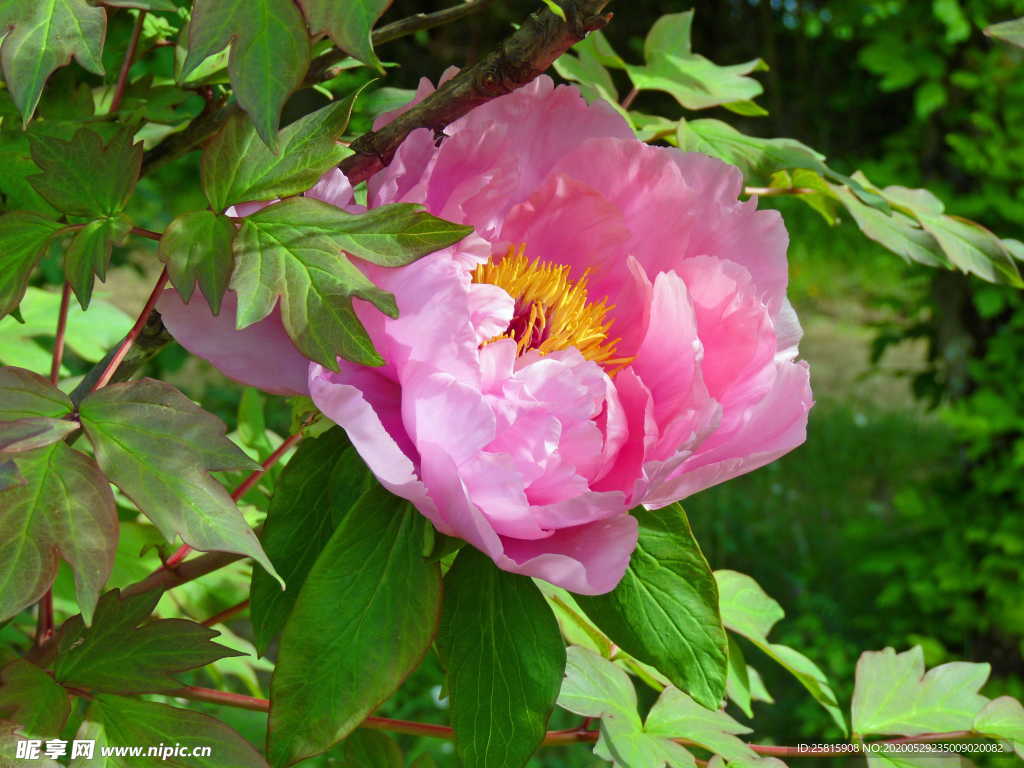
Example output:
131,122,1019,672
121,550,243,598
307,0,497,84
340,0,613,185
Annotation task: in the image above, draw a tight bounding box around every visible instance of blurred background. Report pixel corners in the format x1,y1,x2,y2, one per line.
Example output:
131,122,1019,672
3,0,1021,765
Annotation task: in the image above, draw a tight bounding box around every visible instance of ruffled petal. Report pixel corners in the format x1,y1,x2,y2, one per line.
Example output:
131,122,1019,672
158,290,310,395
643,360,812,505
499,513,639,595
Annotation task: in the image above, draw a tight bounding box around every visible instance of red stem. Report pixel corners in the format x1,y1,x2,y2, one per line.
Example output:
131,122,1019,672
109,11,146,114
90,268,168,392
131,226,163,241
34,590,53,646
231,432,304,501
50,282,72,385
163,432,304,569
621,86,638,109
159,687,986,756
201,599,250,627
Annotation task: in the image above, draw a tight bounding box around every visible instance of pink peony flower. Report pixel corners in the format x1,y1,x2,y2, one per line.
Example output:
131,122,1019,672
159,75,812,595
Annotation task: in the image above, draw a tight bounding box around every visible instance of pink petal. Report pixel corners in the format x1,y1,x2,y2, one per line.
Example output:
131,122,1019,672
643,360,813,504
499,513,639,595
158,290,310,395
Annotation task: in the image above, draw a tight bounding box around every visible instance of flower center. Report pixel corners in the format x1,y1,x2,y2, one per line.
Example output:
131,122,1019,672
471,245,633,373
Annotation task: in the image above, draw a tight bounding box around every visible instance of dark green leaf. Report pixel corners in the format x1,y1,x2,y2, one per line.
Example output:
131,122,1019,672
91,694,269,767
0,131,59,214
64,214,133,310
250,428,371,656
77,379,281,584
0,0,106,123
297,0,390,73
181,0,311,147
985,17,1024,48
201,92,363,211
231,197,472,369
851,646,989,738
0,659,70,737
0,441,116,624
28,128,142,217
0,418,79,452
54,589,244,693
159,211,237,315
442,547,565,768
268,484,442,767
0,212,62,319
332,730,403,768
0,366,73,420
576,504,728,709
716,570,846,733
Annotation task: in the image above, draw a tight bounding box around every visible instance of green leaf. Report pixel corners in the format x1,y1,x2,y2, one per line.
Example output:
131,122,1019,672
624,13,764,113
0,441,116,624
181,0,311,147
715,570,846,734
645,687,757,764
879,184,1022,285
0,212,63,319
0,659,70,737
0,365,72,420
851,646,989,738
539,0,567,21
974,696,1024,758
558,645,639,723
54,589,243,693
553,33,632,128
91,694,269,767
830,186,948,269
268,484,442,767
537,582,615,657
724,635,752,718
231,197,472,369
77,379,281,585
158,211,237,315
0,0,106,123
442,547,565,768
297,0,390,73
985,17,1024,48
64,214,133,310
576,504,727,709
250,428,371,656
201,92,363,211
332,731,403,768
0,287,132,373
557,646,694,768
28,127,142,218
675,119,887,211
0,417,79,452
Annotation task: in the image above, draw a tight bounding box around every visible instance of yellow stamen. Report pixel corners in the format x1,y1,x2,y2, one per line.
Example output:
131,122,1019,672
471,245,634,374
